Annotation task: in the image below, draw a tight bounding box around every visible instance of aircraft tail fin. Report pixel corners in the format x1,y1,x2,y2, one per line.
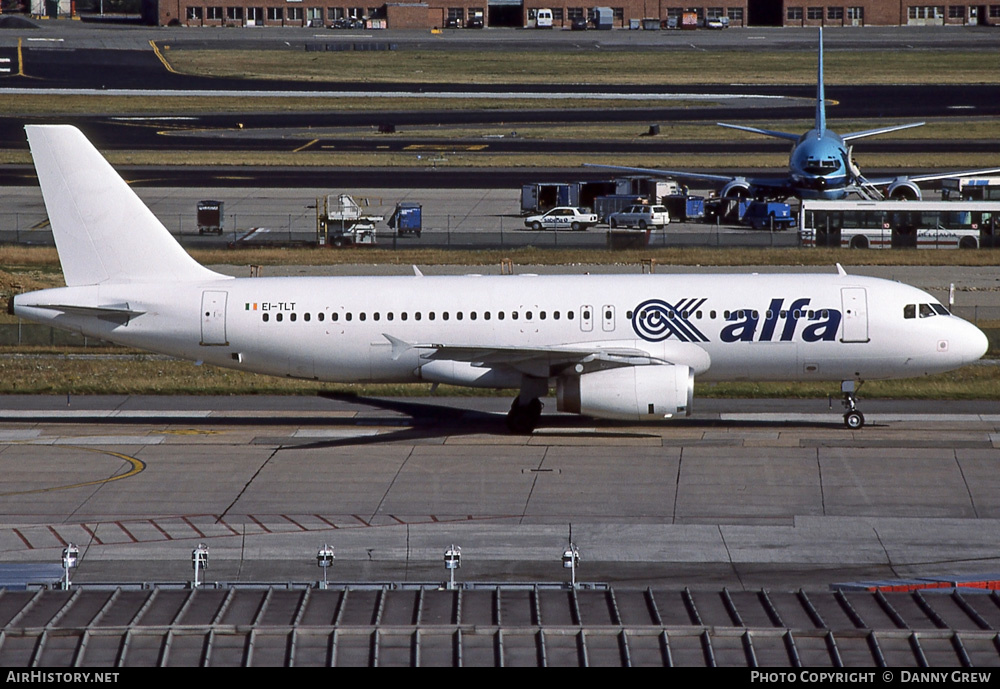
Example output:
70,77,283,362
816,27,826,133
26,125,225,287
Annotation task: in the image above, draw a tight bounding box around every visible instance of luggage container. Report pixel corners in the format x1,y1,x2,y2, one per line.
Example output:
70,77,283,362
521,183,574,214
664,194,705,222
197,200,224,235
389,202,422,237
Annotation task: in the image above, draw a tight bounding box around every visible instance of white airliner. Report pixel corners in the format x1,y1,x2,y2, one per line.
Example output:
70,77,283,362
11,125,990,431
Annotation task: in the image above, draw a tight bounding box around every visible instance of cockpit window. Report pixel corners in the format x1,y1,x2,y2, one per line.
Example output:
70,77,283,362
803,158,839,175
905,303,950,319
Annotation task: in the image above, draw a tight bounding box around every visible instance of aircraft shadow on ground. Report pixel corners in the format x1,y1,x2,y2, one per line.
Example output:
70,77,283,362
279,392,847,450
0,393,850,449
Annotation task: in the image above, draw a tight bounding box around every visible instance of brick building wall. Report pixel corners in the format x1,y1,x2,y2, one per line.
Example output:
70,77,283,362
155,0,1000,28
782,2,999,26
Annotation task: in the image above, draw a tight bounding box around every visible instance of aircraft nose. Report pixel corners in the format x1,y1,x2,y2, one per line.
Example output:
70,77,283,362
956,320,989,364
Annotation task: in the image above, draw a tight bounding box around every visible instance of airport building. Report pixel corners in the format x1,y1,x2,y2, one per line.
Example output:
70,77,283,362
93,0,1000,29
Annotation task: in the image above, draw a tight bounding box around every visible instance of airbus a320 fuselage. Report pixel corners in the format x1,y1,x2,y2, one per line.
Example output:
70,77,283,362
11,126,989,432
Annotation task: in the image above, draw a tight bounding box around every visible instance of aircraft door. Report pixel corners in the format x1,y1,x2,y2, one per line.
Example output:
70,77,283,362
201,290,229,345
840,288,869,343
580,305,593,332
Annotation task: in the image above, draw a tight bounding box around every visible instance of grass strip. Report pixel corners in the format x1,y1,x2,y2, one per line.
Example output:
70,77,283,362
163,49,1000,86
0,353,996,399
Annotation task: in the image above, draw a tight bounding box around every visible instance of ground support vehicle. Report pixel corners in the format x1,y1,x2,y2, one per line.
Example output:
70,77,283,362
664,194,705,222
389,203,422,237
523,206,598,231
742,202,796,230
608,204,670,229
317,194,384,247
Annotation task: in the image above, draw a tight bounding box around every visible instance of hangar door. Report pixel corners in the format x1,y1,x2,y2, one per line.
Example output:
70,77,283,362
488,0,522,27
747,0,782,25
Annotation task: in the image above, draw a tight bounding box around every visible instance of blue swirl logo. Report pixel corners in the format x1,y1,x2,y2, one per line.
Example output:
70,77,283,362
633,300,674,341
632,298,709,343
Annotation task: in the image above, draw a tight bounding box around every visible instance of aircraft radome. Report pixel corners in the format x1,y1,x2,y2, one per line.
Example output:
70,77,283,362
11,125,989,432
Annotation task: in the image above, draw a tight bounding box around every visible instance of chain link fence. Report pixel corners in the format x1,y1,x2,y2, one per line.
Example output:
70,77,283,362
0,211,803,250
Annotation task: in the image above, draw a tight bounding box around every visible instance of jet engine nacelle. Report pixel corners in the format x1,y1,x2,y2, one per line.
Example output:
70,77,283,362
886,180,922,201
556,364,693,421
720,179,752,198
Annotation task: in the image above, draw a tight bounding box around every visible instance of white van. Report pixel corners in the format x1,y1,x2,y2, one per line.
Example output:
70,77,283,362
535,8,553,27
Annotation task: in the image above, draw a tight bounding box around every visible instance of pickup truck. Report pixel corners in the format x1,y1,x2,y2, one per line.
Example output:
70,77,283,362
608,204,670,229
523,206,599,231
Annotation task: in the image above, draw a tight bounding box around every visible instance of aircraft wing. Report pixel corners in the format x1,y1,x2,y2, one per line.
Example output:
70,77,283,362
863,166,1000,187
581,163,736,184
581,163,791,193
899,167,1000,184
384,334,711,377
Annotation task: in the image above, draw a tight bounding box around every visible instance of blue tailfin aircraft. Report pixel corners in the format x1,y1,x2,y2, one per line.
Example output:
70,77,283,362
589,28,1000,201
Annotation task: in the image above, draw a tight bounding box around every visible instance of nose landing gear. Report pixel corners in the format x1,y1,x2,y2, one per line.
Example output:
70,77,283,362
841,380,864,429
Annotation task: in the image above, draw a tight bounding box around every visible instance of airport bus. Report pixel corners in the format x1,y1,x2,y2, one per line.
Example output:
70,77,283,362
941,177,1000,201
798,200,1000,250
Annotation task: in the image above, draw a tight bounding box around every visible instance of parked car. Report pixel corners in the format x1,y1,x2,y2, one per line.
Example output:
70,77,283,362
706,17,729,29
607,204,670,229
523,206,598,231
570,15,588,30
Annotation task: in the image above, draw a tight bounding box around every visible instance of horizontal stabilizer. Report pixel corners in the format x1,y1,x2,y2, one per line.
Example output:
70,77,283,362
842,122,925,142
716,122,802,142
29,303,145,317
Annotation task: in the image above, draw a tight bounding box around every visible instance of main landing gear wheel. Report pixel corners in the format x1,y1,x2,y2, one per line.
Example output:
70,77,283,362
506,397,542,434
843,410,865,430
